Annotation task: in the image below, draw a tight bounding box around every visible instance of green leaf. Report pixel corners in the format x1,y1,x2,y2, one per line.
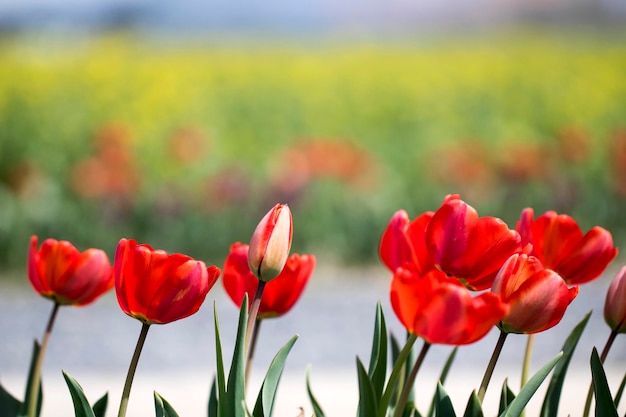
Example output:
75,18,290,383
613,373,626,409
590,348,618,417
213,303,226,411
0,382,21,417
498,379,516,414
427,348,458,417
20,340,42,417
208,377,218,417
499,352,563,417
368,303,388,400
226,295,249,417
252,334,298,417
305,367,326,417
540,312,591,417
389,333,404,411
378,334,419,417
91,393,108,417
462,391,484,417
62,371,96,417
154,391,180,417
434,382,456,417
357,357,378,417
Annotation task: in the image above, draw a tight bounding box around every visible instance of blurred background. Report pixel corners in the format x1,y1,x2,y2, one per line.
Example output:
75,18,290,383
1,1,626,415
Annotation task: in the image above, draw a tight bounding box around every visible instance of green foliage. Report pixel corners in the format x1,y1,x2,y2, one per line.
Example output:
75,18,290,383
540,312,591,417
499,352,563,417
154,392,180,417
462,391,484,417
498,380,516,414
0,383,21,417
590,348,619,417
434,383,455,417
252,335,298,417
62,371,107,417
426,348,458,417
305,367,326,417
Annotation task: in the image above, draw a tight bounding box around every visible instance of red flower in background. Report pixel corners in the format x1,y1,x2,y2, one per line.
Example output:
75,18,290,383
390,266,509,345
114,239,220,325
516,208,617,285
223,242,315,319
604,266,626,333
492,254,578,334
28,236,113,306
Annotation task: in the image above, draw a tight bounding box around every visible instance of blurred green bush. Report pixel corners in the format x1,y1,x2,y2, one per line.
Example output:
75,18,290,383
1,30,625,272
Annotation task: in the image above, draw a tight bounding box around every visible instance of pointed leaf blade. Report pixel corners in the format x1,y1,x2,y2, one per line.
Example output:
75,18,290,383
0,382,21,417
154,391,180,417
427,347,458,417
434,382,456,417
62,371,96,417
590,348,618,417
92,393,108,417
498,379,516,414
226,295,249,417
306,367,326,417
540,312,591,417
253,334,298,417
462,391,484,417
368,303,388,400
500,352,563,417
357,357,378,417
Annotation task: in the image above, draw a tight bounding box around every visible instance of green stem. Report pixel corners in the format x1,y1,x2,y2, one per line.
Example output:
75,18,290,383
245,319,263,386
26,302,60,417
582,328,619,417
477,329,509,403
245,281,266,355
117,323,150,417
519,333,535,417
392,341,431,417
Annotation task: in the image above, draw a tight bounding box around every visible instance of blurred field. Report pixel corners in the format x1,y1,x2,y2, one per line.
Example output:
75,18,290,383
1,29,626,271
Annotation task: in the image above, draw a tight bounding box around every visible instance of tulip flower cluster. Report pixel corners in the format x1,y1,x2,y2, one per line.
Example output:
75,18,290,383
2,196,625,417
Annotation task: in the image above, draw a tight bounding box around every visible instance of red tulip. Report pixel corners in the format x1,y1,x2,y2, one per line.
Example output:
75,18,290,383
223,242,315,319
379,210,434,275
114,239,220,325
27,236,113,306
390,265,509,345
516,208,617,285
604,266,626,333
492,254,578,334
248,204,293,282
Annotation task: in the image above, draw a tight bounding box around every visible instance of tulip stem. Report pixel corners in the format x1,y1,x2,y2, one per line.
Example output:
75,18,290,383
245,281,266,356
582,328,619,417
26,302,60,417
245,319,262,386
392,341,431,417
478,329,508,403
118,323,150,417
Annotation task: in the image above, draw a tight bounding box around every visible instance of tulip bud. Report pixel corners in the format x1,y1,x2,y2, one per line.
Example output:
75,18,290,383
248,204,293,282
604,266,626,333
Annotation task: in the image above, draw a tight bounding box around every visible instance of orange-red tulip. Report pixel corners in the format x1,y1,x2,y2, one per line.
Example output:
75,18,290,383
223,242,315,319
604,266,626,333
427,195,522,290
27,236,113,306
114,239,220,325
516,208,617,285
380,195,521,290
248,204,293,282
492,254,578,334
379,210,434,275
390,265,509,345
